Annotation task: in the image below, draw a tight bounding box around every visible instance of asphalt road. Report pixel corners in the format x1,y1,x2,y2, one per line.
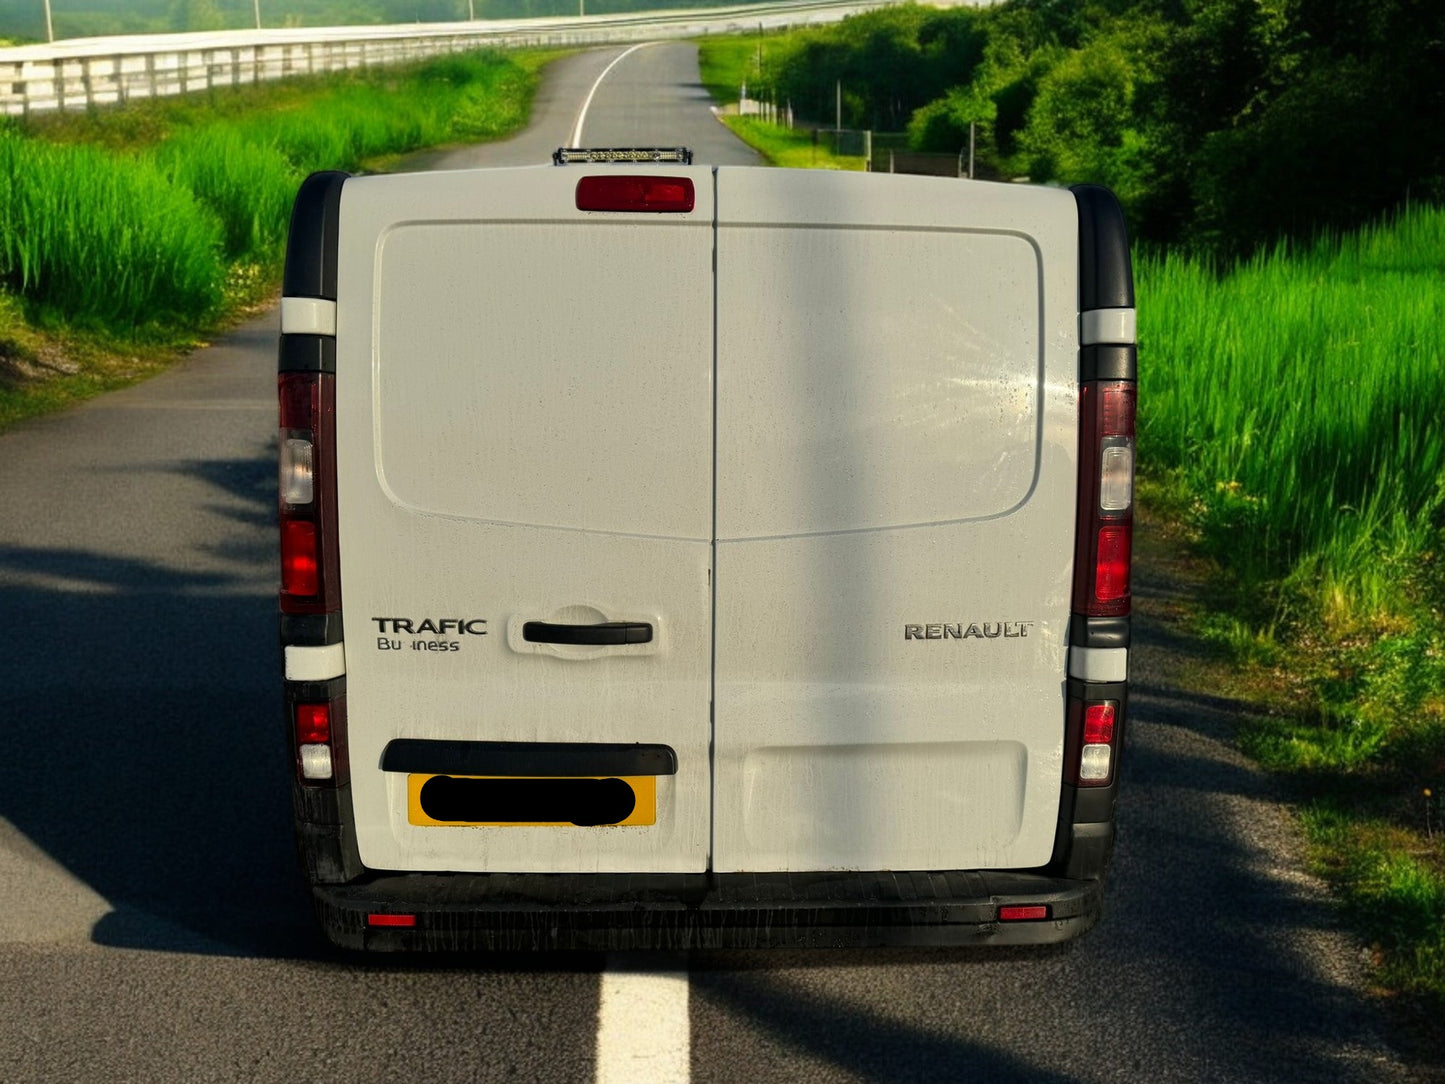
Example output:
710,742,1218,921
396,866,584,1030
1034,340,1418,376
0,42,1424,1083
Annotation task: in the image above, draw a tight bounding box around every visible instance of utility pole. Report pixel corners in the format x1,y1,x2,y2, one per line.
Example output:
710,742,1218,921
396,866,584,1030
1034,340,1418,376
253,0,262,29
835,79,840,131
42,0,53,42
469,0,475,18
968,121,975,179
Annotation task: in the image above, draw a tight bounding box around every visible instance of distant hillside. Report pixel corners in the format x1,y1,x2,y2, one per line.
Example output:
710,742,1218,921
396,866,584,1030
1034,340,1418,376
0,0,781,42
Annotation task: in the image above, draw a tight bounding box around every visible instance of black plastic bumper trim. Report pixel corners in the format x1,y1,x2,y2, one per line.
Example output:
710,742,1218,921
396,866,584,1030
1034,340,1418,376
1070,615,1131,649
312,869,1104,951
380,739,679,777
1080,344,1137,383
278,333,337,375
281,612,345,647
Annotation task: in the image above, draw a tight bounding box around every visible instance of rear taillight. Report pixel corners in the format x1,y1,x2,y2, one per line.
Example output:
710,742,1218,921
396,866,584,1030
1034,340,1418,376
278,372,339,614
1066,698,1120,787
1073,381,1136,616
292,695,347,786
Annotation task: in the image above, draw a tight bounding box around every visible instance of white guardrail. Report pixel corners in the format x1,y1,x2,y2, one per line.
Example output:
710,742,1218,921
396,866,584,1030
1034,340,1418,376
0,0,972,116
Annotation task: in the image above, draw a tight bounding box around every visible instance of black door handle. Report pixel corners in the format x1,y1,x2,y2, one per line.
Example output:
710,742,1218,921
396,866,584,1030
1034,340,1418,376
522,621,653,645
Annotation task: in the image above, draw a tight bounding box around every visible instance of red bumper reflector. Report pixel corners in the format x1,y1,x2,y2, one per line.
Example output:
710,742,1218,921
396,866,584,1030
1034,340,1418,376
576,175,695,213
281,520,319,596
367,913,417,928
998,905,1050,922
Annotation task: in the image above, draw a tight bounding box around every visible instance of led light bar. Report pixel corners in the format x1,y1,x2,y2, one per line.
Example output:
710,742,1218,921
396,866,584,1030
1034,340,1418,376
553,147,693,165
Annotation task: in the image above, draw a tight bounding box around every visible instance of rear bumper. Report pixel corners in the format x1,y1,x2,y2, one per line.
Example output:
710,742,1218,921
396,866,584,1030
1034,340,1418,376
312,866,1105,951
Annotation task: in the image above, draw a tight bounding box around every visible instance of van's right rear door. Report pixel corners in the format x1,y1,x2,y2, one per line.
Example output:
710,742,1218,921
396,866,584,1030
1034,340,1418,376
711,169,1081,874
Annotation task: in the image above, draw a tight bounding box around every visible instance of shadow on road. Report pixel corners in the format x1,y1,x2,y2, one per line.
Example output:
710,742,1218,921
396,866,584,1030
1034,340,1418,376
0,445,321,957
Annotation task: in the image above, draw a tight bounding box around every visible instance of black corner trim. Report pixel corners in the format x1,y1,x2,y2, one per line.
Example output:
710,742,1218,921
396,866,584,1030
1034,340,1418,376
283,171,348,301
281,612,345,647
285,674,347,702
278,333,337,375
381,739,679,778
1070,615,1131,649
1080,344,1137,383
1071,184,1134,312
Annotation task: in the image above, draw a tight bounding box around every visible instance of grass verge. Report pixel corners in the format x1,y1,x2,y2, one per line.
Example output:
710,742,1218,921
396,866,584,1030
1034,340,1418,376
697,36,865,171
1137,206,1445,1018
0,47,562,433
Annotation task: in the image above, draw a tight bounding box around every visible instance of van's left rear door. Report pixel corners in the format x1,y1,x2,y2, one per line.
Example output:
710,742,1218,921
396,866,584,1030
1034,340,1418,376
332,166,715,874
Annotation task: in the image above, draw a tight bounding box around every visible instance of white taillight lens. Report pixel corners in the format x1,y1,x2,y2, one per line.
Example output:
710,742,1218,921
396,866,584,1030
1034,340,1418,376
299,743,334,780
1079,744,1112,781
281,438,314,505
1099,441,1133,512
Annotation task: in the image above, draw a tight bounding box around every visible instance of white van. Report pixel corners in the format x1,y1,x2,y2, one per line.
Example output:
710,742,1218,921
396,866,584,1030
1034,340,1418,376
277,154,1136,951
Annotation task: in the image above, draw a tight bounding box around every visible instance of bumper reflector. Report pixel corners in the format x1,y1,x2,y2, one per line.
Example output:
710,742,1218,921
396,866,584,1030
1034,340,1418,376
998,905,1050,922
367,913,418,928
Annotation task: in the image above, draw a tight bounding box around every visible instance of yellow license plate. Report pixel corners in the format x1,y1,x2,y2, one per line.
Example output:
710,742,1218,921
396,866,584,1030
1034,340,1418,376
407,773,656,827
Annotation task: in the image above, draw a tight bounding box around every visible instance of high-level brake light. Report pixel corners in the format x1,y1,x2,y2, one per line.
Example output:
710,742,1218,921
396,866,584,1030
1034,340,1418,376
575,175,695,213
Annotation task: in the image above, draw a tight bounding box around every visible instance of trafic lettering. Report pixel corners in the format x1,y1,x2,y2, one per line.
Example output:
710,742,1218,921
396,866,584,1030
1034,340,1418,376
373,617,488,635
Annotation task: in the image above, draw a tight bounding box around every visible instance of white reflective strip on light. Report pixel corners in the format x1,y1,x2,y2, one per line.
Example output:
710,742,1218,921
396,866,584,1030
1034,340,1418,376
281,438,315,505
280,296,337,336
299,744,334,780
1068,646,1129,682
1099,443,1134,512
595,955,689,1084
285,642,346,681
1079,744,1112,781
1081,308,1136,345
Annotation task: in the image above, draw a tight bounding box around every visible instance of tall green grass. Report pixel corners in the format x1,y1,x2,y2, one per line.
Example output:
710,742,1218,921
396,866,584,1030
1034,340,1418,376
0,130,226,328
1138,205,1445,613
0,50,537,330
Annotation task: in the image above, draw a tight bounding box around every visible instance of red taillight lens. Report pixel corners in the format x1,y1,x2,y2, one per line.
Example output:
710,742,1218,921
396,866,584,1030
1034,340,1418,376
1083,703,1116,744
575,175,695,213
281,520,318,596
279,372,318,430
1094,526,1131,602
295,703,330,744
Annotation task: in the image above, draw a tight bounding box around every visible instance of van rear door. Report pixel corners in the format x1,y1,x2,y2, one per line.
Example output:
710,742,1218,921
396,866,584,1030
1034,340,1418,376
332,167,716,874
711,170,1080,872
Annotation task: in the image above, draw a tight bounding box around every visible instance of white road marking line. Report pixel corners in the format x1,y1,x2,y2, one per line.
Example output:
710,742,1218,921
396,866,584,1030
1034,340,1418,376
569,41,659,147
595,953,690,1084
